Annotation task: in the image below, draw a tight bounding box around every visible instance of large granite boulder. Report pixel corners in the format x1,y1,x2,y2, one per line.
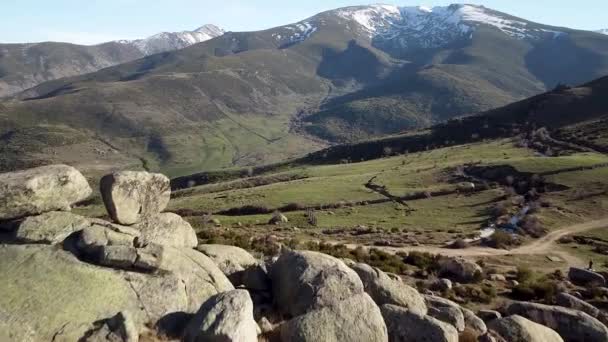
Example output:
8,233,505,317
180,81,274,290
0,244,234,341
12,211,90,244
425,295,465,332
132,213,197,248
462,308,487,334
380,304,458,342
0,164,92,220
100,171,170,225
197,244,269,290
280,293,388,342
184,290,258,342
350,262,427,315
506,301,608,342
488,315,563,342
568,267,606,286
270,250,364,317
439,257,482,282
556,292,600,318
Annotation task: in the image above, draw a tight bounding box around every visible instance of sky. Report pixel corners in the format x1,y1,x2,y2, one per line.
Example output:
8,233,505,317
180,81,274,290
1,0,606,45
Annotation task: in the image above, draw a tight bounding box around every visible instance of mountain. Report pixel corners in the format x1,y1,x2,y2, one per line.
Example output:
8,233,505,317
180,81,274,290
598,29,608,35
0,25,224,97
2,4,608,177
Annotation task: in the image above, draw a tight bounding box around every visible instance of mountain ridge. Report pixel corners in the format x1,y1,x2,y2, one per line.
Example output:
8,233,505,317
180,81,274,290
0,24,224,97
2,3,608,176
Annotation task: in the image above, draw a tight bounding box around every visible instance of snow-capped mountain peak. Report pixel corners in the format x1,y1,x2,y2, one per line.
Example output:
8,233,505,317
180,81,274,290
335,4,565,48
117,25,225,55
597,29,608,35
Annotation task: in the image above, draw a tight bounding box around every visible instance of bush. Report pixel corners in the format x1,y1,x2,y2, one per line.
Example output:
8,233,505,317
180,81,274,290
404,252,441,273
487,230,514,249
449,239,469,249
512,279,558,302
516,266,534,283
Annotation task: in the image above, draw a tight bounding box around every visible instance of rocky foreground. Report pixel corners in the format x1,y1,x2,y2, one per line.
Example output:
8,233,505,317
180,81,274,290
1,165,608,341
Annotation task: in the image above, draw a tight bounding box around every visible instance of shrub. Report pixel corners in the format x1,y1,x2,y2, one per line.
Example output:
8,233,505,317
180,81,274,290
516,266,534,283
405,252,441,273
487,230,514,249
449,239,469,249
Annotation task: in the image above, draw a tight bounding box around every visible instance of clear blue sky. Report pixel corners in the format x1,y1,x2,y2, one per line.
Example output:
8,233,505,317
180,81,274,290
2,0,606,45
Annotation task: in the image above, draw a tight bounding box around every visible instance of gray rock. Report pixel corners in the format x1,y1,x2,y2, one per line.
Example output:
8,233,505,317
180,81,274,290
82,311,139,342
281,293,388,342
13,211,90,244
428,307,465,332
439,257,482,282
488,315,563,342
462,308,487,334
132,213,197,248
351,262,427,315
0,164,92,220
568,267,606,286
556,292,600,318
270,250,364,317
100,171,170,225
184,290,258,342
478,309,502,322
431,278,453,292
381,304,458,342
506,301,608,342
197,244,269,290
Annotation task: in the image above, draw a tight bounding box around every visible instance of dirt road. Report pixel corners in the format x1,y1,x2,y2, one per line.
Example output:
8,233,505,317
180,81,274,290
351,218,608,267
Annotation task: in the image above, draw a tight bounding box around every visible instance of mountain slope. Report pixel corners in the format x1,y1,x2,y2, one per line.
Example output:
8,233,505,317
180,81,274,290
2,4,608,176
0,25,224,97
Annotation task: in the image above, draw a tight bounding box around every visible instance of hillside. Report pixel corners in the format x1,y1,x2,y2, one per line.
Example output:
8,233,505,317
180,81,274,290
0,25,224,97
2,4,608,176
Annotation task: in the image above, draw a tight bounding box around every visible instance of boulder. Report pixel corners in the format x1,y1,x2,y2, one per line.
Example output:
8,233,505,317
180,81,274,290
488,315,563,342
462,308,487,334
568,267,606,286
268,212,289,224
381,304,458,342
13,211,90,244
100,171,170,225
197,244,269,290
281,293,388,342
439,257,482,282
82,311,139,342
428,307,465,332
431,278,453,292
270,250,364,317
425,295,471,332
556,292,600,318
184,290,258,342
478,309,502,322
0,244,234,341
351,262,427,315
132,213,197,248
0,164,92,220
506,301,608,342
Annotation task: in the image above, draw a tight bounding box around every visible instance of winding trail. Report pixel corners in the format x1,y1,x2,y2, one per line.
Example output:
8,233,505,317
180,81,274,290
347,218,608,267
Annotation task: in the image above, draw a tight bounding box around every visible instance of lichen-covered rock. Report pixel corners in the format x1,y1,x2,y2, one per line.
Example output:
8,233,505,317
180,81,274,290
281,293,388,342
506,301,608,342
488,315,564,342
13,211,90,244
0,164,92,220
184,290,258,342
132,213,197,248
270,250,364,317
0,244,234,341
381,304,458,342
351,262,427,315
100,171,170,225
568,267,606,286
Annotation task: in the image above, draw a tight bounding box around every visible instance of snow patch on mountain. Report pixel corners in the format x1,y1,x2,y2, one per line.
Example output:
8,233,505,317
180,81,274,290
272,21,318,45
336,4,566,48
117,24,225,55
